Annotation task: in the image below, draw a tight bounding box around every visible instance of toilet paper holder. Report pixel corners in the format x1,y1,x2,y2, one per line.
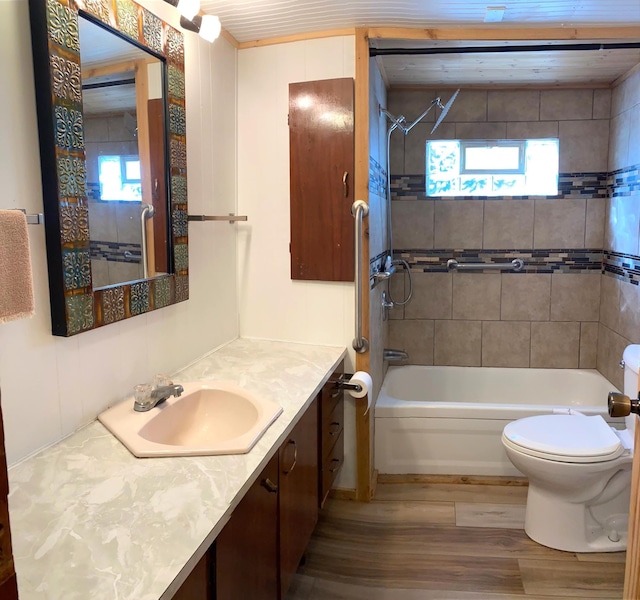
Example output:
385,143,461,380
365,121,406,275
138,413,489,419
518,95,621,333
334,373,362,394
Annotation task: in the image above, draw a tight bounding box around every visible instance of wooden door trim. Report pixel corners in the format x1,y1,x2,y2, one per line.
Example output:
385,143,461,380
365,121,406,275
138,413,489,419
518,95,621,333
625,415,640,597
354,27,372,502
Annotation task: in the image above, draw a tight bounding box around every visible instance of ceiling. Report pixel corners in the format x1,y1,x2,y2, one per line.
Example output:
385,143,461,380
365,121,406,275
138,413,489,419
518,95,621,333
79,17,153,116
199,0,640,44
200,0,640,87
371,39,640,87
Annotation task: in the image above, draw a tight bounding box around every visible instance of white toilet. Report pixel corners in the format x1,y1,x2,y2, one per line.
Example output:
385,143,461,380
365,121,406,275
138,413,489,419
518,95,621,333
501,345,639,553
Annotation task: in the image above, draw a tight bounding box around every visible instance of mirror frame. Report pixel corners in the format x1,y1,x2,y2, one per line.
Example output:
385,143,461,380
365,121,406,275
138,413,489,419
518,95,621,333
28,0,189,337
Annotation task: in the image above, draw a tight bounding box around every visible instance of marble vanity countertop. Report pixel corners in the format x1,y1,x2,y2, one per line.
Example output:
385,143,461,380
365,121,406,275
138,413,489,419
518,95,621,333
8,338,346,600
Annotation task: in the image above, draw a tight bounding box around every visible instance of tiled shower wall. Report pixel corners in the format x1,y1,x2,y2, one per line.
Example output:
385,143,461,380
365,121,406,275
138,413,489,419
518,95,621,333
598,68,640,391
386,87,611,371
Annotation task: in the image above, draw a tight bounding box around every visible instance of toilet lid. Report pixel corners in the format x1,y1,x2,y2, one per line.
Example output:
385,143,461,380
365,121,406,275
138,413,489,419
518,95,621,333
503,415,623,462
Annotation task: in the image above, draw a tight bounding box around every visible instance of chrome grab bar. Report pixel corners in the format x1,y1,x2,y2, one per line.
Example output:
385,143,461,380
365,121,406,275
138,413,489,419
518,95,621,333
352,200,369,354
140,203,155,278
447,258,524,272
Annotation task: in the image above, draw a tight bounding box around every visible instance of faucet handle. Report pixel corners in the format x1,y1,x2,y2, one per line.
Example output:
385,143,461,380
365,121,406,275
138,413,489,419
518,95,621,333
153,374,172,389
133,383,153,411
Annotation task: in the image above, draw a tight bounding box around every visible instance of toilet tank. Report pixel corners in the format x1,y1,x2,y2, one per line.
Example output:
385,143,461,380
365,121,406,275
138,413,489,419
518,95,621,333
623,344,640,437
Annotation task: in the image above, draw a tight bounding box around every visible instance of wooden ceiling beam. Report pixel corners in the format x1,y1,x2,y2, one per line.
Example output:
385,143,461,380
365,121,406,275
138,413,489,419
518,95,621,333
367,26,640,41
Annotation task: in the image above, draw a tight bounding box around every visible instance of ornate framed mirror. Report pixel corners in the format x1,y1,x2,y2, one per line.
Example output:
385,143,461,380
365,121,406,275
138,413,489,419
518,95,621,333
28,0,188,337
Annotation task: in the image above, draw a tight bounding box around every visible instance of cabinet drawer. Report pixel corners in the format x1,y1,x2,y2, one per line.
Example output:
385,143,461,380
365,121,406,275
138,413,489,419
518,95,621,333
321,379,342,420
321,430,344,505
321,395,343,460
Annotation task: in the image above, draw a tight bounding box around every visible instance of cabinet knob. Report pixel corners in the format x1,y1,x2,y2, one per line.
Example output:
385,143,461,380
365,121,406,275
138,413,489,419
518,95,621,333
261,478,278,493
329,458,341,473
329,422,341,436
343,171,349,198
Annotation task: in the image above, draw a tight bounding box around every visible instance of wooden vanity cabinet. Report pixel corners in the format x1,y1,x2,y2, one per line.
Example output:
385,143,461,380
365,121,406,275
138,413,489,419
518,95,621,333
319,361,345,508
279,398,318,598
210,362,344,600
172,552,211,600
215,453,279,600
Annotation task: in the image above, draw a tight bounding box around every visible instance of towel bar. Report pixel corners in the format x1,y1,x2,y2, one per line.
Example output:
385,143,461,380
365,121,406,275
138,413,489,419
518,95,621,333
447,258,524,272
12,209,44,225
188,214,248,223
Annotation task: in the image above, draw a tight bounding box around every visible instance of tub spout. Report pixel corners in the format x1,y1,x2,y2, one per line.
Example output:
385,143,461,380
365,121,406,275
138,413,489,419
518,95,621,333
383,348,409,361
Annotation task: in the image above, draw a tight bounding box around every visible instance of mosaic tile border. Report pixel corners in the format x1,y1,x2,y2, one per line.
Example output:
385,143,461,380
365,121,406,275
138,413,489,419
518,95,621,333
390,249,603,274
90,241,142,263
34,0,188,336
604,252,640,286
369,156,387,198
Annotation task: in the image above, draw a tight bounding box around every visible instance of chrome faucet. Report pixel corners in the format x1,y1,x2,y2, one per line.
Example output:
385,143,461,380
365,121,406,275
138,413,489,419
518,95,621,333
134,384,184,412
383,348,409,361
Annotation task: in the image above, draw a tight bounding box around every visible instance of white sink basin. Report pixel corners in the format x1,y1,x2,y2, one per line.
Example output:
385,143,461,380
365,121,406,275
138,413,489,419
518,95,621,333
98,381,283,457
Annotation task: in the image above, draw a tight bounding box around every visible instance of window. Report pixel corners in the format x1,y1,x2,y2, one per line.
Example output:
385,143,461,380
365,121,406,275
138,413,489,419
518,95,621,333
426,139,559,197
98,155,142,201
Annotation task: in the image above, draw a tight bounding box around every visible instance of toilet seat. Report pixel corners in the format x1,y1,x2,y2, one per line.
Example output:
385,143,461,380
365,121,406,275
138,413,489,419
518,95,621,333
502,415,624,463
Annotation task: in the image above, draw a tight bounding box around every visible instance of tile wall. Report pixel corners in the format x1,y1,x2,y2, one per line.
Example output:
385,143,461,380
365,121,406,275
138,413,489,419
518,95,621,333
598,68,640,390
368,57,389,403
387,87,610,371
85,115,144,287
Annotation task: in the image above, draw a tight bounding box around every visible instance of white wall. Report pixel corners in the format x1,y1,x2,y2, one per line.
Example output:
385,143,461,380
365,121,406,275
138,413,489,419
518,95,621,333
0,0,239,466
237,36,358,488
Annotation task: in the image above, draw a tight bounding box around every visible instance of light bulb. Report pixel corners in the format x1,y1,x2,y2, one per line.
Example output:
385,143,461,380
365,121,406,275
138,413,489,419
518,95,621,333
199,14,221,42
177,0,200,20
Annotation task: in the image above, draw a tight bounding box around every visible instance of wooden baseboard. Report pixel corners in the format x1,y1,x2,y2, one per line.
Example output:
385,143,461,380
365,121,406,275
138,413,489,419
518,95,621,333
328,488,358,501
376,474,528,487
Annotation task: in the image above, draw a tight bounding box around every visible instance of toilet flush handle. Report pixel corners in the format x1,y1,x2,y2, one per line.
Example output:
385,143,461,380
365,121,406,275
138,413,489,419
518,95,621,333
608,391,640,417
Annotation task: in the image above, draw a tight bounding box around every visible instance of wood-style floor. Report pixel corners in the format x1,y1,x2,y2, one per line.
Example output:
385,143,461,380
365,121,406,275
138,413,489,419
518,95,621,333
286,478,626,599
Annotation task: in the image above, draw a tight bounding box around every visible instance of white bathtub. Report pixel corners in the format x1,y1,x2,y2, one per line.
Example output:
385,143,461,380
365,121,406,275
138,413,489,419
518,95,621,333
374,365,620,477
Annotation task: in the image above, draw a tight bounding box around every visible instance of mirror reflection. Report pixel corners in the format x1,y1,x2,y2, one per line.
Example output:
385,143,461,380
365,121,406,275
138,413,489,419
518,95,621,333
79,17,169,289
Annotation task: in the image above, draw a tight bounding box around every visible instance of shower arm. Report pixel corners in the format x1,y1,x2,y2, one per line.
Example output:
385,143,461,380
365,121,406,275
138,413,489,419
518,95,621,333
379,98,442,135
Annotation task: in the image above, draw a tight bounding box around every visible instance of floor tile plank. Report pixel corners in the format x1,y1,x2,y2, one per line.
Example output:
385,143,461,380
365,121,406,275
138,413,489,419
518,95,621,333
323,498,456,525
576,551,626,563
375,482,528,504
519,558,625,598
302,549,525,595
306,578,583,600
285,482,626,600
455,502,526,529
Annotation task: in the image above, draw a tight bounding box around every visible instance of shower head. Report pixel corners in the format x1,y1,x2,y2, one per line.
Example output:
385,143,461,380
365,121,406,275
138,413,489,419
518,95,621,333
431,89,460,134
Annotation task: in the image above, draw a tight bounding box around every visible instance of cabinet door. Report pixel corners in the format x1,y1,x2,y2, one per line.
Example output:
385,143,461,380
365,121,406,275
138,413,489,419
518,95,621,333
279,398,319,597
172,552,210,600
215,453,279,600
289,78,355,282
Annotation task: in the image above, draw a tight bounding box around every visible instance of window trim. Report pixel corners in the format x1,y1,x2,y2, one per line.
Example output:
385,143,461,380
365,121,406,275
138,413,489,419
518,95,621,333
460,140,525,175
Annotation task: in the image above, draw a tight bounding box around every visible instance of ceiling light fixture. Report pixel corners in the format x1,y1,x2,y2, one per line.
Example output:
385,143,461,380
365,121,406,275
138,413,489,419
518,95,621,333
164,0,222,44
199,15,222,42
179,15,222,42
177,0,200,20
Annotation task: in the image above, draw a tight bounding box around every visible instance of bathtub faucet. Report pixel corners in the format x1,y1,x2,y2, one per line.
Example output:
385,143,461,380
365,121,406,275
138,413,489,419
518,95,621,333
383,348,409,361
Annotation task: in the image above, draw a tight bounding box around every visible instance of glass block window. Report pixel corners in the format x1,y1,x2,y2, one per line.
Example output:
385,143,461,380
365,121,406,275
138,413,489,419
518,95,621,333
426,139,559,197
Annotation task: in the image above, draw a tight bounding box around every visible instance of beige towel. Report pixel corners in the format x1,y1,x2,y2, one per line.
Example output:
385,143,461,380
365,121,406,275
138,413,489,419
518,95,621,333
0,210,35,323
